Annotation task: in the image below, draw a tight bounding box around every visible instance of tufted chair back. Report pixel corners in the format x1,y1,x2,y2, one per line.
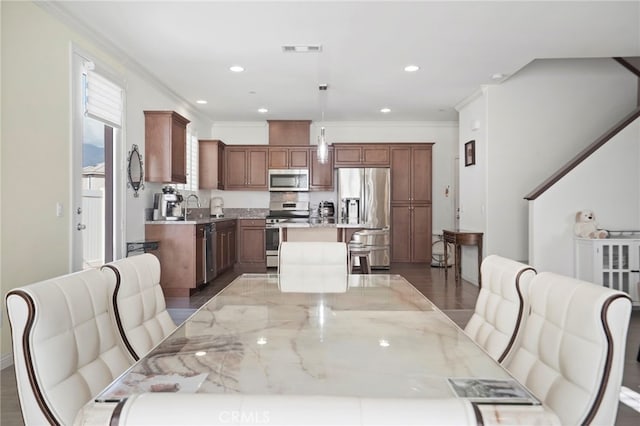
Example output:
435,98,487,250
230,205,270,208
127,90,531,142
102,254,176,361
6,269,132,426
278,241,348,277
464,255,536,364
505,272,632,425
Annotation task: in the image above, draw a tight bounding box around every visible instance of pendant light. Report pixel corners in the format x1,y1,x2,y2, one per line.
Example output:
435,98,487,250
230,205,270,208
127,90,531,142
317,126,329,164
317,84,329,164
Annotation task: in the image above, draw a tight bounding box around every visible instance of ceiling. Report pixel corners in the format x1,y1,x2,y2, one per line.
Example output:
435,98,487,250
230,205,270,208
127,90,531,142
49,1,640,122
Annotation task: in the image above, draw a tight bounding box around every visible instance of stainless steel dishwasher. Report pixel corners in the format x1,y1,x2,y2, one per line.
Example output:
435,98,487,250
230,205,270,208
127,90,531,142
204,223,216,282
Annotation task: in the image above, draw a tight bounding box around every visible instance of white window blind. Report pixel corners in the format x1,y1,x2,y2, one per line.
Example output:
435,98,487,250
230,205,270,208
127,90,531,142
85,70,123,128
178,130,199,192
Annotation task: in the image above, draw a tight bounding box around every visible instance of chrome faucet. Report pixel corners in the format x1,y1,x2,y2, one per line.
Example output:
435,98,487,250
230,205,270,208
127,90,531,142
184,194,200,219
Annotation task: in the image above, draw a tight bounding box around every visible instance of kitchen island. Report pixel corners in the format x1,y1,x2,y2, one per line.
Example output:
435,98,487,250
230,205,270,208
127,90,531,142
277,221,368,243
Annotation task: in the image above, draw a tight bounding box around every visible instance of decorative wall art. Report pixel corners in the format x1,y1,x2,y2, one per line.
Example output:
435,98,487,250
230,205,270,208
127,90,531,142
464,140,476,167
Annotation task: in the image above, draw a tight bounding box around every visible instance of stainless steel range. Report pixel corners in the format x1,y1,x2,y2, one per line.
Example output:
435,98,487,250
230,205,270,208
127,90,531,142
265,201,310,268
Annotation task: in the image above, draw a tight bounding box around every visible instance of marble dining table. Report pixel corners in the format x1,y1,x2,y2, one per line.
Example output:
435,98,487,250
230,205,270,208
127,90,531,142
75,273,560,425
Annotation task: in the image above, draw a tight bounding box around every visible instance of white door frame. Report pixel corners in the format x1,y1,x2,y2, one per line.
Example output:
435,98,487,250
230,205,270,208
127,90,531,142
70,47,125,271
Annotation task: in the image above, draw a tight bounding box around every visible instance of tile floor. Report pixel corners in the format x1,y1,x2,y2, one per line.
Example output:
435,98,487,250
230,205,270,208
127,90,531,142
2,263,639,425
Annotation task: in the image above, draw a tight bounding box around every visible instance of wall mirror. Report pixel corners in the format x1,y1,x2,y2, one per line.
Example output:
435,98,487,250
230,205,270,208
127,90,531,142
127,144,144,197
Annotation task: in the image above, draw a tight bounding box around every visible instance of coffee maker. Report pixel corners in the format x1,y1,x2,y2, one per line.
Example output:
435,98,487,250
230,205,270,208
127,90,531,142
210,196,224,218
153,186,184,220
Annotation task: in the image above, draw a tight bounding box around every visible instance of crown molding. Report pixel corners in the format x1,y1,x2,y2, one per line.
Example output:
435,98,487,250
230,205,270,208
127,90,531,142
37,1,212,124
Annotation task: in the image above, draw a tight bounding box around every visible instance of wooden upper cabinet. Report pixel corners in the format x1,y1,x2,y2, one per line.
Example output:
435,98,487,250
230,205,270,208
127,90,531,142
391,144,433,204
247,148,268,188
334,144,390,167
268,120,311,146
268,146,309,169
199,139,226,189
225,146,268,190
144,111,190,183
309,147,334,191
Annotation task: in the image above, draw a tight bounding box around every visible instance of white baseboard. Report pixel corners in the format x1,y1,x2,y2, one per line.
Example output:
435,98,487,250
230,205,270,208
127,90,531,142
1,351,14,370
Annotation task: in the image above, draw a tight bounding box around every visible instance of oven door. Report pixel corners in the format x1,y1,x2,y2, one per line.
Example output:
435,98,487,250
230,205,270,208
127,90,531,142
265,226,280,268
268,169,309,191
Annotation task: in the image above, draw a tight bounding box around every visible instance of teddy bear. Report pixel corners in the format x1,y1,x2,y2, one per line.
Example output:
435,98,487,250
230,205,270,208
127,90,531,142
574,210,609,239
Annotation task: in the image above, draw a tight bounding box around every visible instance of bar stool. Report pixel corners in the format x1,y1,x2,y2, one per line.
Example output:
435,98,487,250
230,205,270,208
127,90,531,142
348,242,371,274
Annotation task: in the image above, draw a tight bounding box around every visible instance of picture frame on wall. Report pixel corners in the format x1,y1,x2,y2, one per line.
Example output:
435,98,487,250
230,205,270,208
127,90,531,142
465,140,476,166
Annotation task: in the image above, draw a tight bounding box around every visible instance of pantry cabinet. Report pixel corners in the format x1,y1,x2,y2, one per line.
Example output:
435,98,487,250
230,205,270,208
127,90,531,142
391,145,432,204
575,237,640,305
390,144,433,263
144,111,190,183
225,146,268,190
391,204,432,263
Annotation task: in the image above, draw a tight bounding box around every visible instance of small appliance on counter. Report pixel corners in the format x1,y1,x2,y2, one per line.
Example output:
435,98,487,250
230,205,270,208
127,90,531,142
153,186,184,221
318,201,335,219
210,196,224,218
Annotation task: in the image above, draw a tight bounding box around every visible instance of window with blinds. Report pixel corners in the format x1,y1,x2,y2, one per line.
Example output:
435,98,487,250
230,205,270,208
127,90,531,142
84,68,123,128
178,130,199,192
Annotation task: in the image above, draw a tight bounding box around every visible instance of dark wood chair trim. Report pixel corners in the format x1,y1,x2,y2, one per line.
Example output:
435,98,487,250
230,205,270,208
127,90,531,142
497,267,537,363
470,402,485,425
524,106,640,200
582,293,631,425
109,398,128,426
101,264,140,361
5,290,61,425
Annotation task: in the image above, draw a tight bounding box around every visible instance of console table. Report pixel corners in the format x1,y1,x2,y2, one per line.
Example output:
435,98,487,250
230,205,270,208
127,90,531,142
443,229,483,288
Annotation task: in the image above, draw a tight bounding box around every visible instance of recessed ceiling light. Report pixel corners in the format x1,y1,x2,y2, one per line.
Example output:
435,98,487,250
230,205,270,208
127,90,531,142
258,108,268,113
380,108,391,114
230,65,244,73
196,100,208,105
491,73,506,80
404,65,420,72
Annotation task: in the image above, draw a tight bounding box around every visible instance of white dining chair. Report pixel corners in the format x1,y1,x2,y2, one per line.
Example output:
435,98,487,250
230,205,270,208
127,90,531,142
504,271,632,425
5,268,132,426
79,393,479,425
464,254,536,364
102,253,176,361
278,241,348,277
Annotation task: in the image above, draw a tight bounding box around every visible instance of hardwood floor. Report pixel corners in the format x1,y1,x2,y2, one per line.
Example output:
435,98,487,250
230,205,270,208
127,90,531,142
2,263,639,425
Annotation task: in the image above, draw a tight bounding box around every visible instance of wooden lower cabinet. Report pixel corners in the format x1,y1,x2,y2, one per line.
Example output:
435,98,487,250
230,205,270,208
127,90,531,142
216,219,236,274
145,223,204,297
391,204,432,263
237,219,266,270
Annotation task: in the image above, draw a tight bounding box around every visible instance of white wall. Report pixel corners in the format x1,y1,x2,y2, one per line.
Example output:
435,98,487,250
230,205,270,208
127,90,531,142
530,119,640,276
456,58,637,285
210,121,458,232
125,72,213,241
0,2,212,360
456,89,489,284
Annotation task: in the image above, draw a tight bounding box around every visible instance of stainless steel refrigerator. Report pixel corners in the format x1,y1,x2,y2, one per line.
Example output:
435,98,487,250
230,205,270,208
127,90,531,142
338,168,391,268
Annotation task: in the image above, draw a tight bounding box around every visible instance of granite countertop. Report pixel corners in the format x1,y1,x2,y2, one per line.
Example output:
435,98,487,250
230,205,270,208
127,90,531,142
277,221,376,229
146,208,269,225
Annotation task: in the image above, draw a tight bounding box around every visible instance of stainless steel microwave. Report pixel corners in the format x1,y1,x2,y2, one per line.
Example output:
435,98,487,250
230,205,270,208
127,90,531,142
268,169,309,191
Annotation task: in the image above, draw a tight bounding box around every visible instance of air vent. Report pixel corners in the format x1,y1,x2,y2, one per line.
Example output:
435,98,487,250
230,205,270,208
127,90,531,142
282,45,323,53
